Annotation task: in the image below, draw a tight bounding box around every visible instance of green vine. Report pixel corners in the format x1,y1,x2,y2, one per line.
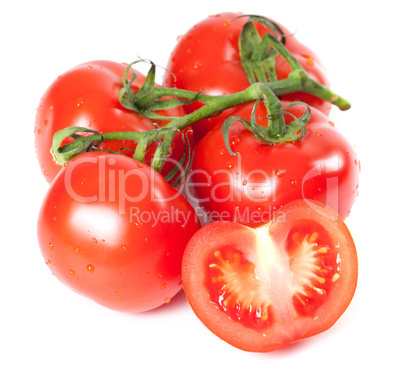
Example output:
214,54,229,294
51,17,351,185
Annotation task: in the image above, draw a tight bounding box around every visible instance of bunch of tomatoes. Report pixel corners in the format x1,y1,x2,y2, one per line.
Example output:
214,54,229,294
35,13,360,353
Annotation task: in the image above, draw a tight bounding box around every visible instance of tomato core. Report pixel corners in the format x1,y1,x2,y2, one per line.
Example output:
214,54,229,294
204,219,343,331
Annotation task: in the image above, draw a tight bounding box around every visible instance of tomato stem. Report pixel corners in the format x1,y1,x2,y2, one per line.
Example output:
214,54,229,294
52,34,351,175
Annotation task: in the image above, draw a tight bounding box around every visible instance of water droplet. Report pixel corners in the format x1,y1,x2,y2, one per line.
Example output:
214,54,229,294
276,169,285,177
45,260,51,265
219,149,225,156
290,180,298,187
137,163,143,168
75,247,80,253
230,136,240,145
93,238,98,245
242,179,248,186
87,264,95,273
316,132,322,137
121,245,127,250
164,297,172,304
306,56,314,66
193,60,202,70
48,243,53,250
223,20,230,27
256,206,264,212
76,98,84,107
161,283,167,290
329,121,335,127
87,65,93,70
43,119,48,126
144,237,149,243
69,270,75,276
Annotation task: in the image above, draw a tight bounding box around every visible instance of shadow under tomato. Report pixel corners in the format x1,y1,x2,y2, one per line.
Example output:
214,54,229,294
136,289,190,317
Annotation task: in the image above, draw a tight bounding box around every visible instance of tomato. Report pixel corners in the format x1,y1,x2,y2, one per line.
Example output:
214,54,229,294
163,12,331,143
37,152,200,313
182,199,358,352
35,60,189,184
189,101,360,227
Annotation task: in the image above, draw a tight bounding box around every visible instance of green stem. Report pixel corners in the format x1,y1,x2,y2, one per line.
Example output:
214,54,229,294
262,34,351,110
53,73,346,166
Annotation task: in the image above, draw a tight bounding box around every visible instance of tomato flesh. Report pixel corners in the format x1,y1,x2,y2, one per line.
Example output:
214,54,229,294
206,246,274,331
287,220,339,317
182,200,358,352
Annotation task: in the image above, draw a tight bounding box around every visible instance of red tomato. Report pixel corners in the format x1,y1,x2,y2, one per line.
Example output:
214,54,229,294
37,152,200,313
35,60,188,184
189,102,360,227
163,12,331,143
182,199,358,352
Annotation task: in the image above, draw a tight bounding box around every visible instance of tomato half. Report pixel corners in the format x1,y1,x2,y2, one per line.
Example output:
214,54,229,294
182,199,358,352
37,152,200,313
34,60,188,184
189,101,360,227
164,12,330,143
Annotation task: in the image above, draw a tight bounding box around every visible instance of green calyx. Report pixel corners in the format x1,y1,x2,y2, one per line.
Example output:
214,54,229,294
222,86,310,156
237,15,351,112
237,15,286,83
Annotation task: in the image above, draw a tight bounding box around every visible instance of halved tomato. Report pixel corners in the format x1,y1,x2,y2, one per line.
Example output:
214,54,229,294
182,199,358,352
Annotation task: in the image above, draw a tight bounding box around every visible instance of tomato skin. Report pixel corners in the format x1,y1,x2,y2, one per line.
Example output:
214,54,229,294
182,200,358,352
35,60,187,184
164,12,330,143
37,152,200,313
190,102,360,227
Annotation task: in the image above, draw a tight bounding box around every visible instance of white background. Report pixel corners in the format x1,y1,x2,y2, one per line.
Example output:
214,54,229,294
1,1,400,376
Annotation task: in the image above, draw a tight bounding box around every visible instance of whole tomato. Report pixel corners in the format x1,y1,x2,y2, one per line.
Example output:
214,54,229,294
163,12,330,143
188,102,360,227
35,60,189,184
37,152,200,313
